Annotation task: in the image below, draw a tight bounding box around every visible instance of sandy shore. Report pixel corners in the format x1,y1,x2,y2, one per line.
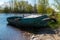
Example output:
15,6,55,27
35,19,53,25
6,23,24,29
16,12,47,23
22,28,60,40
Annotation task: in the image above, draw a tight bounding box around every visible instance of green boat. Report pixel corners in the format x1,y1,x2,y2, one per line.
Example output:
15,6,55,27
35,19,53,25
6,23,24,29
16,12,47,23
7,15,55,28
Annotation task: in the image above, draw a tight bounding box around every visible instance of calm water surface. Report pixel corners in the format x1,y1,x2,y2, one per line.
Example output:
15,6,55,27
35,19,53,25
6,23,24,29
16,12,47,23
0,13,30,40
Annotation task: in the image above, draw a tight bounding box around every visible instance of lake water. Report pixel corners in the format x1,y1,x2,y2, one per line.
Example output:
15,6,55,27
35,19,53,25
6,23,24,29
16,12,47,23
0,13,31,40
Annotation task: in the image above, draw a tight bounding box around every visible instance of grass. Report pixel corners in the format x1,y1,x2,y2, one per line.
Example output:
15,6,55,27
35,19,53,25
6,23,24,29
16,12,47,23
48,13,60,29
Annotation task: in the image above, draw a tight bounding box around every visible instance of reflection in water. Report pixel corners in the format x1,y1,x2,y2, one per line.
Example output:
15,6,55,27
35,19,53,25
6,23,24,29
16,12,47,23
0,14,26,40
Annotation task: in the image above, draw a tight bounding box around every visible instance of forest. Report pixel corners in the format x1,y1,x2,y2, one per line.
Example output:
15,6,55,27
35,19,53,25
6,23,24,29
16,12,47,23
0,0,59,14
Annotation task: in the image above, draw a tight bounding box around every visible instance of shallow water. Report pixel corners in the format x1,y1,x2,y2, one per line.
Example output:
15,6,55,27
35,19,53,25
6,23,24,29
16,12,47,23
0,13,28,40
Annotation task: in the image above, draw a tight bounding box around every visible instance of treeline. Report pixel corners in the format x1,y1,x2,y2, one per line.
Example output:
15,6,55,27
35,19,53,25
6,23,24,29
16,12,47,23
0,1,37,13
0,0,58,14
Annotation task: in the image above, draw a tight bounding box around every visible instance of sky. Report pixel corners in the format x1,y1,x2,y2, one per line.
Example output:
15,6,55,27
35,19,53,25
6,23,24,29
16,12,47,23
0,0,54,6
0,0,9,5
49,0,54,5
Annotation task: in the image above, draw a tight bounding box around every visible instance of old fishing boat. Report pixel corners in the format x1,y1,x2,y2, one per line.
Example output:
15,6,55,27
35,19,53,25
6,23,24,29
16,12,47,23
7,15,55,28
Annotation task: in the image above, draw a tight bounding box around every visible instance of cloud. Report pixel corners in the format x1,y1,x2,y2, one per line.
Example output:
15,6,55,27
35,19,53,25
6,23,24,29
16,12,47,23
0,2,4,5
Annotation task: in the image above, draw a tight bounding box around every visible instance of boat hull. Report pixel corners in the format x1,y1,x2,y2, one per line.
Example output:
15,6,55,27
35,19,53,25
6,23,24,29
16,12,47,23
7,15,52,28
